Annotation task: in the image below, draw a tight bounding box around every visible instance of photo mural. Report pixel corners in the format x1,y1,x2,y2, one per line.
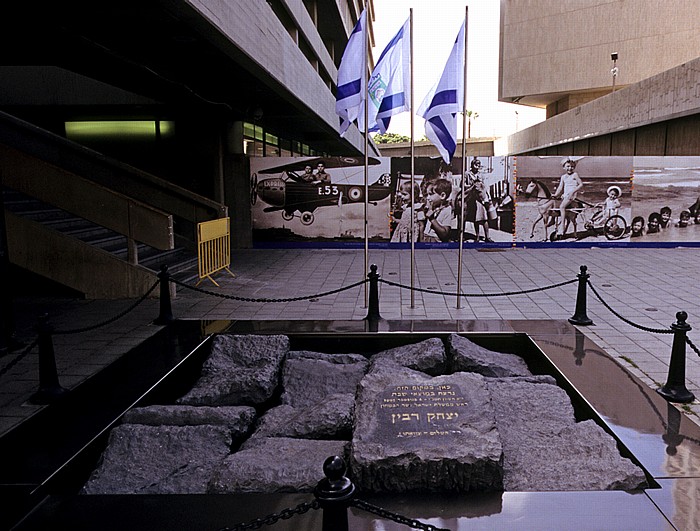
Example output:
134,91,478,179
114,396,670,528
250,156,700,247
629,157,700,242
513,156,633,243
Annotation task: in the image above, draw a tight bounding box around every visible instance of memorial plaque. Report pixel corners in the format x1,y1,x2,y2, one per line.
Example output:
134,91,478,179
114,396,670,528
351,369,504,492
379,384,468,443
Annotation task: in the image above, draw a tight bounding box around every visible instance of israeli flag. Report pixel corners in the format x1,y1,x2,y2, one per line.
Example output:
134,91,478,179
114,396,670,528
363,17,411,134
335,10,367,137
418,20,465,163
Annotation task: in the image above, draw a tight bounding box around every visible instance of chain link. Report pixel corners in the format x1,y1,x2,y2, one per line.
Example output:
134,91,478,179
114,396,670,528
54,279,160,335
586,280,674,334
218,499,319,531
379,276,577,298
687,336,700,357
171,277,366,303
351,499,450,531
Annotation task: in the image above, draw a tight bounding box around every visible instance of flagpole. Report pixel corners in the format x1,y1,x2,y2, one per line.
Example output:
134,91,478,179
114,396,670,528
457,7,468,309
363,7,369,308
409,8,415,309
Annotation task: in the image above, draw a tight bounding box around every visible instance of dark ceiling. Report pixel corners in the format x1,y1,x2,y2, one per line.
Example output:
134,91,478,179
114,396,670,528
0,1,357,154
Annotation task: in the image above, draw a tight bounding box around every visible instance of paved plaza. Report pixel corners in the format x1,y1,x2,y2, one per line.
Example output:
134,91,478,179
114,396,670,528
1,247,700,436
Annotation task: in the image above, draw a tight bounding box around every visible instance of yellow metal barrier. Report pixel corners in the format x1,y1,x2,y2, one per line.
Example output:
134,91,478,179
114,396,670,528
197,217,235,286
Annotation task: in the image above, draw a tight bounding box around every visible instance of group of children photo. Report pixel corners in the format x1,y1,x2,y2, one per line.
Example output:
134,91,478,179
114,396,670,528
630,201,700,238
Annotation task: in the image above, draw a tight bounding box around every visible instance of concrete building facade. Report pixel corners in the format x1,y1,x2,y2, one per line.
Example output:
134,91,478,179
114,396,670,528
0,0,376,298
498,0,700,155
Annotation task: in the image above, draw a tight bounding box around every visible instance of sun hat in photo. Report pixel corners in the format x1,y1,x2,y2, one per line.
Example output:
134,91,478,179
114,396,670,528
607,185,622,197
560,156,583,166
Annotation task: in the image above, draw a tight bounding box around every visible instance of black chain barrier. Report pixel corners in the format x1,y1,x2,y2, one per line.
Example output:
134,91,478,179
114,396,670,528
171,277,367,303
217,497,449,531
54,279,160,335
218,500,320,531
351,499,450,531
586,280,674,335
0,338,39,379
378,276,578,298
1,279,159,379
687,336,700,357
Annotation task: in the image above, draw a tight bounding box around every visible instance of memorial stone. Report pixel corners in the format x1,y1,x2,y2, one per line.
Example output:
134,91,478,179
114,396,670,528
351,366,503,492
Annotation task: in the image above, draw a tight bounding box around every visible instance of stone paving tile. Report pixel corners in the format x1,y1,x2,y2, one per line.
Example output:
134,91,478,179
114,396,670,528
2,248,700,436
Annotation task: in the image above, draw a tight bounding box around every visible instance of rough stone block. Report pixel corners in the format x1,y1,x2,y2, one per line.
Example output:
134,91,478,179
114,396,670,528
82,424,231,494
447,334,532,377
209,437,349,493
487,378,647,491
177,334,288,406
369,338,447,376
249,394,355,442
282,351,368,407
123,405,256,443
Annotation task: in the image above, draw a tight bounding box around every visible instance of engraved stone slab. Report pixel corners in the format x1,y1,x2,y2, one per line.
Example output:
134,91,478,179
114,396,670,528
351,367,503,492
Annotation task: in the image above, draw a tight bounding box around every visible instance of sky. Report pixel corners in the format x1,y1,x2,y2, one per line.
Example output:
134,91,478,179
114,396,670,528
370,0,544,139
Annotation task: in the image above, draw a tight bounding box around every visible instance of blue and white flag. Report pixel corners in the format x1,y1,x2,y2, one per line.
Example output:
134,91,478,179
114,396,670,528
363,17,411,134
335,10,367,137
418,20,465,163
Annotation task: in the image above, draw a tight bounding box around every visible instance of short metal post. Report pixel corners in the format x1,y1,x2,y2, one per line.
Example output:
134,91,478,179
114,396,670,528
314,455,355,531
569,265,593,326
154,265,174,325
657,311,695,403
30,314,68,404
364,264,381,323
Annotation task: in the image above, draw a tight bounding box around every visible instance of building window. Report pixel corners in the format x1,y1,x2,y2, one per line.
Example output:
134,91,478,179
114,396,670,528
65,120,174,141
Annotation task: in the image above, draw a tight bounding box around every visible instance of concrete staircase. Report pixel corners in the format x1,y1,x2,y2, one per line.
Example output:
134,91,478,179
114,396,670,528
3,188,200,290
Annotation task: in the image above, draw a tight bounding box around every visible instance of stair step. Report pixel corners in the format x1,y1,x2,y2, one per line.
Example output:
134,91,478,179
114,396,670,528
4,186,201,288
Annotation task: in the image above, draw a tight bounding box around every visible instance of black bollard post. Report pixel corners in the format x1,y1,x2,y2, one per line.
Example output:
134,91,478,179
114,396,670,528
314,455,355,531
568,265,593,326
657,311,695,403
154,265,174,325
30,314,68,404
364,264,382,324
573,329,586,366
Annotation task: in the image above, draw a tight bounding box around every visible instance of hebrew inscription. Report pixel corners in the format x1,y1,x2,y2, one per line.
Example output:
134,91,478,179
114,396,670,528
380,384,468,439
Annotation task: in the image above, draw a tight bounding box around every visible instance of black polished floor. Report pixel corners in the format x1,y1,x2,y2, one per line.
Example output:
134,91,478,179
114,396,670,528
9,319,700,530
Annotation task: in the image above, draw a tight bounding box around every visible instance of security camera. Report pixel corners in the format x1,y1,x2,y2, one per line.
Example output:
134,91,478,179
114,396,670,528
611,52,618,61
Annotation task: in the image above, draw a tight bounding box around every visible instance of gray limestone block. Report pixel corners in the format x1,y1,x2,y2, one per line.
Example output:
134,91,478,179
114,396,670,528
122,405,256,443
351,367,503,493
368,338,447,376
209,437,349,493
447,334,532,377
486,378,647,491
82,424,231,495
502,420,648,491
176,334,289,406
286,350,368,364
281,351,368,407
248,394,355,442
